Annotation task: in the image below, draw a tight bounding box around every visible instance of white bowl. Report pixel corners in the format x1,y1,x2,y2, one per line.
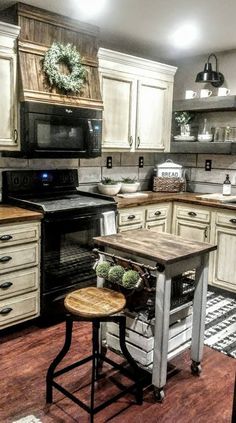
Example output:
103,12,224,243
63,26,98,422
120,182,140,193
97,182,121,195
197,134,213,142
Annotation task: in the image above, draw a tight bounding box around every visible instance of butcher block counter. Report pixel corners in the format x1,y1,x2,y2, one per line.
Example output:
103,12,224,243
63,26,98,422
94,229,217,400
115,191,236,211
0,205,42,224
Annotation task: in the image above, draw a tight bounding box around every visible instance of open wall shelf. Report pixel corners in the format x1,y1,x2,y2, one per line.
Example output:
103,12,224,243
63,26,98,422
173,96,236,112
170,141,233,154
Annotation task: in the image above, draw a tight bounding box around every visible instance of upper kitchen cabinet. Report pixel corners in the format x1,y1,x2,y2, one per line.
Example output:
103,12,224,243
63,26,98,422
0,21,20,150
98,48,177,152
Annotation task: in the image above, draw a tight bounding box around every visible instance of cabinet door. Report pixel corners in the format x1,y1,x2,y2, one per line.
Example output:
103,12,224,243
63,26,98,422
136,78,171,151
145,219,168,233
174,219,209,242
0,52,18,149
100,72,136,150
212,225,236,292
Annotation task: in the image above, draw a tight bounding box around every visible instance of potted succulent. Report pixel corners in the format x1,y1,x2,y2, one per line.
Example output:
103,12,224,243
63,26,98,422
97,177,121,195
120,177,140,193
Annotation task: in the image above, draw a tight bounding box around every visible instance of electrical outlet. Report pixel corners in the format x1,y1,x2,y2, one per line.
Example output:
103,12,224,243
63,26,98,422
139,156,144,168
106,156,112,168
205,159,212,171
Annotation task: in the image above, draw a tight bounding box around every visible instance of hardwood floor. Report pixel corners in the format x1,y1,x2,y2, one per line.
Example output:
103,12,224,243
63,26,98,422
0,320,235,423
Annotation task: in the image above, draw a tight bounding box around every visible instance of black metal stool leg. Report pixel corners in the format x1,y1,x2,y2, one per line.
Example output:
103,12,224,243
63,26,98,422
90,321,100,423
118,315,143,405
46,315,73,404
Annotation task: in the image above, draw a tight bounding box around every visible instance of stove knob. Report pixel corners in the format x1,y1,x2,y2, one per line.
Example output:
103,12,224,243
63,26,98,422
13,177,19,185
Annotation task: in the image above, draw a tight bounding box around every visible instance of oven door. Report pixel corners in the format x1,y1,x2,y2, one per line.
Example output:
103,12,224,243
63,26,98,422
42,214,101,294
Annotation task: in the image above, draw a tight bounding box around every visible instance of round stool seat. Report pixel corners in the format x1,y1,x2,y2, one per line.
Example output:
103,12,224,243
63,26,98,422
64,287,126,318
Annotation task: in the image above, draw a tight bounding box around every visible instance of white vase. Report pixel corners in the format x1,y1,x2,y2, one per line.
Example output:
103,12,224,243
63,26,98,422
180,124,191,136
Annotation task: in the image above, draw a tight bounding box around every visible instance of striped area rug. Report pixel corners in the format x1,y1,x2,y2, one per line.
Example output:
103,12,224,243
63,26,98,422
205,290,236,358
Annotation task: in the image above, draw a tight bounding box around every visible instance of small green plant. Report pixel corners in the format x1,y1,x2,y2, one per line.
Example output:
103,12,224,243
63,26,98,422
101,177,118,185
95,261,111,278
122,177,137,184
122,270,140,289
108,265,125,284
174,111,195,126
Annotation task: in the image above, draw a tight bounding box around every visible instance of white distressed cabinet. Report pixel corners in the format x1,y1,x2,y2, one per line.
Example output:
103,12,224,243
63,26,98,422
172,203,211,242
0,221,40,329
0,21,20,150
210,210,236,293
118,202,172,233
98,48,177,152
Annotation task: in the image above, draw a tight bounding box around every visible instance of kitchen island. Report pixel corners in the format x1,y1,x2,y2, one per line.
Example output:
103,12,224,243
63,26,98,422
94,229,217,400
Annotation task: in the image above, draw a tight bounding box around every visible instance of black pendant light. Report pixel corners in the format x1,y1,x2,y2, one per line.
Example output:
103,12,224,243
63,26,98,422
195,53,224,87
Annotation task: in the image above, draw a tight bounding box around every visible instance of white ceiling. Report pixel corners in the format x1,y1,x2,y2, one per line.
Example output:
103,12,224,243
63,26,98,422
1,0,236,63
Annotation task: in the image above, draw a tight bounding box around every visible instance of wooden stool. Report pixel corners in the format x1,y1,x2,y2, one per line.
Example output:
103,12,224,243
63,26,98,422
46,287,144,422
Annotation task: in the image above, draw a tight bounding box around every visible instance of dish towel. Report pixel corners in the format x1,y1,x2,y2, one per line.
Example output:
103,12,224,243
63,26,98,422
101,210,116,235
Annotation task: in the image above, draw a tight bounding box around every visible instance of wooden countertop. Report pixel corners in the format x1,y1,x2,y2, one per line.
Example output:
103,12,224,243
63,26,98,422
94,229,217,265
115,191,236,211
0,205,43,224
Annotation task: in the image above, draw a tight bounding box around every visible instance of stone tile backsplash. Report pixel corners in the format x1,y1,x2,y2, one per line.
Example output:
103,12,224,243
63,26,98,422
0,152,236,197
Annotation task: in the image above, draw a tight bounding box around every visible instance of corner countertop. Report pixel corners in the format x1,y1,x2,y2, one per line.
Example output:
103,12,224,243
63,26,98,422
94,229,217,264
114,191,236,211
0,205,43,224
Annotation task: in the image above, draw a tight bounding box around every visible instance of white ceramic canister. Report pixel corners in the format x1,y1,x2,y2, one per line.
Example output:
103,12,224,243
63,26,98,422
156,159,183,178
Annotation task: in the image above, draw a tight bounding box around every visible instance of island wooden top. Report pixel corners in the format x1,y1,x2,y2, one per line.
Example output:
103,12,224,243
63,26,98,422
94,229,217,265
0,205,43,224
115,191,236,211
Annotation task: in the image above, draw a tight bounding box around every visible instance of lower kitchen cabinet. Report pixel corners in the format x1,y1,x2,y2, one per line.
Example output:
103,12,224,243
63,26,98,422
118,202,171,233
0,221,40,329
210,211,236,293
172,203,210,242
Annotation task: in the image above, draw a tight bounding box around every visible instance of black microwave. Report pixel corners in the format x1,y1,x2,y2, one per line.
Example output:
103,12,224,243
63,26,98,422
20,102,102,158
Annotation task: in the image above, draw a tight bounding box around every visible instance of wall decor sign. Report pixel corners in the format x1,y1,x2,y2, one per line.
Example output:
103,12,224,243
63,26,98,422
43,42,86,93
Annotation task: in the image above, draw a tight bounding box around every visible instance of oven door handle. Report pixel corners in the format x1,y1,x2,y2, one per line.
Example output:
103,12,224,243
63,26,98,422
44,214,100,224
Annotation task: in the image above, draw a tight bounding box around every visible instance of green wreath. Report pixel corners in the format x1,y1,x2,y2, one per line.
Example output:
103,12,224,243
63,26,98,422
43,42,86,93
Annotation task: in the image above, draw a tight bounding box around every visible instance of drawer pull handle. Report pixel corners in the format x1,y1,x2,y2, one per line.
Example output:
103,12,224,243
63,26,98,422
188,211,197,217
154,211,161,216
0,307,13,315
128,215,136,220
229,218,236,224
0,256,12,263
0,282,13,290
0,235,13,241
129,136,133,147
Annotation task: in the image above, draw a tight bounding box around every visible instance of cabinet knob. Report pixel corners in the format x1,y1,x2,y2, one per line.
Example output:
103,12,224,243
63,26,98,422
127,214,135,220
129,136,133,147
0,234,13,241
229,218,236,224
188,211,197,217
0,256,12,263
0,282,13,290
154,211,161,216
204,227,208,238
14,129,18,143
0,307,13,315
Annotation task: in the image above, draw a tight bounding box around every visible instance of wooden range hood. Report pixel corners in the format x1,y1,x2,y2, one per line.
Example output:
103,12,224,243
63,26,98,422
0,2,103,109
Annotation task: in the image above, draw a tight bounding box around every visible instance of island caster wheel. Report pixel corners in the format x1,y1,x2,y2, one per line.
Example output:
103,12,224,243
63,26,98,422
191,361,202,376
154,387,165,402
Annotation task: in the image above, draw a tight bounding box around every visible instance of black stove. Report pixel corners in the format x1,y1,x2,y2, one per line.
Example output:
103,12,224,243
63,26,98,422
2,169,117,321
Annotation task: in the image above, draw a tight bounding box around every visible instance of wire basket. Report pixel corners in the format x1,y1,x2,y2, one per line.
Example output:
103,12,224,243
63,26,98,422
153,177,185,192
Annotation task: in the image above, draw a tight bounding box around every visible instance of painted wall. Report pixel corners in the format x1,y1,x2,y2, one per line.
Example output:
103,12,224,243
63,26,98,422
173,48,236,100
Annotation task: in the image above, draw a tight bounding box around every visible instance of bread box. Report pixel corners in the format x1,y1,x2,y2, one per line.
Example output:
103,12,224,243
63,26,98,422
156,159,183,178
